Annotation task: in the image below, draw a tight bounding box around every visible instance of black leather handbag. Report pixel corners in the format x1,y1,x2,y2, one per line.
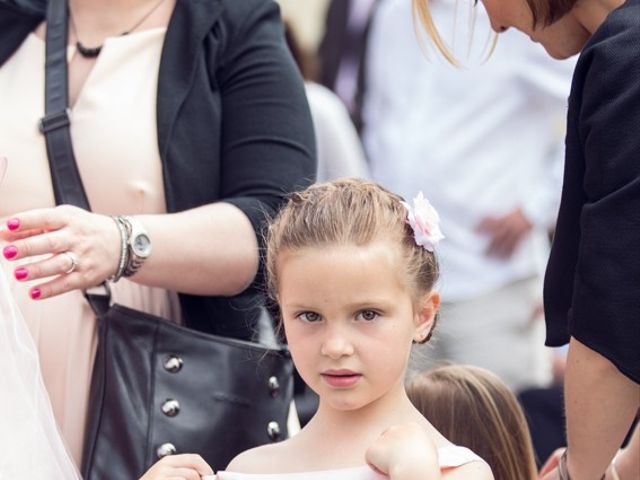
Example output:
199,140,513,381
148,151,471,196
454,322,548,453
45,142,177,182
39,1,293,478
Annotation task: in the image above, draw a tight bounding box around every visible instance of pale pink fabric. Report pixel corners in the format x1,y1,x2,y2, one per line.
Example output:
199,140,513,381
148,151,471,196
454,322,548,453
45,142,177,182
0,28,180,467
211,446,484,479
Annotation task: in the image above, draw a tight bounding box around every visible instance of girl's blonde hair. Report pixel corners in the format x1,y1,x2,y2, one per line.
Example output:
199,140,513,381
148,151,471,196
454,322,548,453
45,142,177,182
407,365,538,480
266,178,439,333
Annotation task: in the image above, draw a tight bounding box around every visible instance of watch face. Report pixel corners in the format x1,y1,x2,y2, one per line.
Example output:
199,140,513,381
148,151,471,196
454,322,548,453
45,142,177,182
133,233,152,257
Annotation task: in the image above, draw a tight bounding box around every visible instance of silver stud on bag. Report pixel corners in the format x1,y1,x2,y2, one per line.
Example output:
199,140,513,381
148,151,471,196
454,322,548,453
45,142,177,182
163,355,183,373
268,376,280,396
156,443,177,458
267,421,281,441
161,399,181,417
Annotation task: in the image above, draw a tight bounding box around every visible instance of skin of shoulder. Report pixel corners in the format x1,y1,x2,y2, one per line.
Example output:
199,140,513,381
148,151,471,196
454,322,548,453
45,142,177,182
444,459,494,480
224,439,294,474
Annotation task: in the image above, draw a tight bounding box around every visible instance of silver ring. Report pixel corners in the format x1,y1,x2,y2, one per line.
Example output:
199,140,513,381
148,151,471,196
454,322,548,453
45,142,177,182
62,251,78,274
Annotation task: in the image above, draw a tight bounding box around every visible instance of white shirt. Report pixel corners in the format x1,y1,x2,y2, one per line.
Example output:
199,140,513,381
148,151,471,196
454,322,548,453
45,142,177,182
305,82,370,182
362,0,575,301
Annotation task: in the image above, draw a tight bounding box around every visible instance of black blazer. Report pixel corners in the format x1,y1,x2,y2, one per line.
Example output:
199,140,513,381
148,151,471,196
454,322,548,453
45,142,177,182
0,0,317,339
543,0,640,383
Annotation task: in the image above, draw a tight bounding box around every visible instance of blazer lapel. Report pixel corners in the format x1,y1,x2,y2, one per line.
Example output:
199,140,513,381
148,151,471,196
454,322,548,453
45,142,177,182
156,0,223,159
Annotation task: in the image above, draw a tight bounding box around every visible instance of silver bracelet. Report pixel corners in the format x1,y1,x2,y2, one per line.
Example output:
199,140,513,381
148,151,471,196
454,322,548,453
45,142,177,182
560,450,607,480
559,450,572,480
109,216,129,283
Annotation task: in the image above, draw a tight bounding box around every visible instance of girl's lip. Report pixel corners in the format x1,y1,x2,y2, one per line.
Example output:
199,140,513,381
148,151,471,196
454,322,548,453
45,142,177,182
321,371,362,388
322,369,358,376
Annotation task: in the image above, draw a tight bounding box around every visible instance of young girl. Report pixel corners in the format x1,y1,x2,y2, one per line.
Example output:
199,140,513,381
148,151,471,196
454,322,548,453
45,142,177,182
141,178,492,479
407,365,538,480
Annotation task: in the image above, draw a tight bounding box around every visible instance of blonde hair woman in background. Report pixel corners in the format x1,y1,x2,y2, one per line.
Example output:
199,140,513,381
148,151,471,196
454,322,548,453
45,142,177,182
414,0,640,479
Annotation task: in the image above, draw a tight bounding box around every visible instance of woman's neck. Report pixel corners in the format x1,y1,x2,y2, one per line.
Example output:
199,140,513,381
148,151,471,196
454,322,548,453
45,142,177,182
573,0,626,33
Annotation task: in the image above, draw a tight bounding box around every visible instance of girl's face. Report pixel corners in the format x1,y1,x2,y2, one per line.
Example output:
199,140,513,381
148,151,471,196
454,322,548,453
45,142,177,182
480,0,590,59
277,242,439,412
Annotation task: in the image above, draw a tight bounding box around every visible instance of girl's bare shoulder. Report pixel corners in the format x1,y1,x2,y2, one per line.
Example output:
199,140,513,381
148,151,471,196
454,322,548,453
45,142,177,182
443,459,494,479
224,438,297,474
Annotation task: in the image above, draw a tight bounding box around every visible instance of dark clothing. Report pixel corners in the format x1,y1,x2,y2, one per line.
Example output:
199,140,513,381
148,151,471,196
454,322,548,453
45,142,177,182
543,0,640,383
518,386,566,468
0,0,316,339
317,0,379,131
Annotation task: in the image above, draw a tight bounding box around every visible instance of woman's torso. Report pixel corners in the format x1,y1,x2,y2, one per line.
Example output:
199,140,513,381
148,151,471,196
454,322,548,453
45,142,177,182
0,25,178,465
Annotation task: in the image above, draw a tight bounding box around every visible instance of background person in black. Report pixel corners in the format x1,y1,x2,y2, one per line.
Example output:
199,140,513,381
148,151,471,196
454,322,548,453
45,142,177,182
414,0,640,478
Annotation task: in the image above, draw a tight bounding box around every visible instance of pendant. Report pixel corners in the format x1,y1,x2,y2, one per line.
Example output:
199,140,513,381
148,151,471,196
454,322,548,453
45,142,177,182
76,41,102,58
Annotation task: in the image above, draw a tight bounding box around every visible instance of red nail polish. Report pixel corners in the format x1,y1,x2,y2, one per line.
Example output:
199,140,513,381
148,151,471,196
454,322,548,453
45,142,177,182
14,267,28,280
3,245,17,259
30,288,41,300
7,218,20,231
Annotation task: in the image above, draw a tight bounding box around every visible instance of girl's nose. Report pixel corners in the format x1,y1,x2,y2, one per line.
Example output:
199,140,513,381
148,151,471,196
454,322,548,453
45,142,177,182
320,328,355,360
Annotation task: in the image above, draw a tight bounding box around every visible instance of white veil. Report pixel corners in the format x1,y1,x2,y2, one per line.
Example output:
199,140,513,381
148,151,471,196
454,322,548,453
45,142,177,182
0,157,81,479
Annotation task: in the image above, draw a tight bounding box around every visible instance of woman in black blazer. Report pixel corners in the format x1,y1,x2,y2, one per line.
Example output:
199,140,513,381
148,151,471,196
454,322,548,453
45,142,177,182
413,0,639,478
0,0,315,473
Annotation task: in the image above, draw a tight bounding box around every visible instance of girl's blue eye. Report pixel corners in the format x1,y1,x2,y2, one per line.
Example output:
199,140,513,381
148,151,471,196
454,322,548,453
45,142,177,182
298,311,322,323
357,310,379,322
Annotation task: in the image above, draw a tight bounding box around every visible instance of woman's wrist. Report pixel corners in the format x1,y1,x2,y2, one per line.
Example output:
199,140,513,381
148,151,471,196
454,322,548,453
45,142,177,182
109,215,129,282
562,449,612,480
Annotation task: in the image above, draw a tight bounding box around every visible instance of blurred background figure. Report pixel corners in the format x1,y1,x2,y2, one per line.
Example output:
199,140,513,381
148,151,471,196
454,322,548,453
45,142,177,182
283,20,370,182
518,346,568,468
362,0,576,392
317,0,381,131
407,365,539,480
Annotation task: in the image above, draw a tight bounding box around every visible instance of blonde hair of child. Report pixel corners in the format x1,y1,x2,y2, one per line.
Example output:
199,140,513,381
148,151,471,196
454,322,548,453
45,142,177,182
266,178,439,318
407,365,538,480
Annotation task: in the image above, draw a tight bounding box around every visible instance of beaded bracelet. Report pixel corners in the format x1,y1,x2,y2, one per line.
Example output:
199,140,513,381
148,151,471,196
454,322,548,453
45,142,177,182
109,215,129,283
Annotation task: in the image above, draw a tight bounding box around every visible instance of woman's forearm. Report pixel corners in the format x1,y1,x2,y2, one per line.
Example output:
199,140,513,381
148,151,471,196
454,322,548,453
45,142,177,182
565,337,640,479
132,202,259,296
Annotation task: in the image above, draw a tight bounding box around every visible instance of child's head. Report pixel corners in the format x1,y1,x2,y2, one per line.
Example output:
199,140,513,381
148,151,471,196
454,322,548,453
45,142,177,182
407,365,537,480
266,178,441,410
266,178,439,314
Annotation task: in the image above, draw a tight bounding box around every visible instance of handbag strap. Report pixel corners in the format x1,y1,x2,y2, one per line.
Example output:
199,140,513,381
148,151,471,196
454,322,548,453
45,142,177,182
40,0,91,210
40,0,110,314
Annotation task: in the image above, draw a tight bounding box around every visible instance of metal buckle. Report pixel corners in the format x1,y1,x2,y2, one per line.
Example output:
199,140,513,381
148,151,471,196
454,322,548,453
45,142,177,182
39,109,71,133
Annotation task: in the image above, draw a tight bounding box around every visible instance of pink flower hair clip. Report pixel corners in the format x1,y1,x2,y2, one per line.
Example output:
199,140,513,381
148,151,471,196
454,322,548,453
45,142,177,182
401,192,444,252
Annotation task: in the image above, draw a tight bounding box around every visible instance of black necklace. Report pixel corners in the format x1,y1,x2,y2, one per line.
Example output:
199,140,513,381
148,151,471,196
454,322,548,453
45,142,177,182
69,0,166,59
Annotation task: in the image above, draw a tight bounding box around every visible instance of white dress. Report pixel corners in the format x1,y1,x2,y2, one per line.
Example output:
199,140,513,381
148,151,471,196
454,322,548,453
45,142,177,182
211,446,484,479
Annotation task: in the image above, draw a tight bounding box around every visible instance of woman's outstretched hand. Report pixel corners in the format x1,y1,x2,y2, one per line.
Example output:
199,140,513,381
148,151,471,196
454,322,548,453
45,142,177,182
0,205,120,299
140,454,214,480
365,423,440,480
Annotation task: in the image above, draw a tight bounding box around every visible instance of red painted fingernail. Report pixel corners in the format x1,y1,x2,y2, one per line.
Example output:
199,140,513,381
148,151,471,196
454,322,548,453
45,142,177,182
30,288,41,300
14,267,28,280
7,218,20,231
3,245,17,259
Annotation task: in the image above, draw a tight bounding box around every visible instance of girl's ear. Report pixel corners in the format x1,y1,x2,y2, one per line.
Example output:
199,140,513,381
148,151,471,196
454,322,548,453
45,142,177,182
413,290,441,343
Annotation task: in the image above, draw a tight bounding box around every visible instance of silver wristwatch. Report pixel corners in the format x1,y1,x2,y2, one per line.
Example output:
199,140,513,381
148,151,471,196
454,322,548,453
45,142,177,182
118,215,152,277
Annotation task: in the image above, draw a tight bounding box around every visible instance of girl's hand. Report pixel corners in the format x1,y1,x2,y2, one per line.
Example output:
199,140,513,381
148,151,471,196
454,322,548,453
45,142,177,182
365,423,440,480
139,454,214,480
1,206,121,299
